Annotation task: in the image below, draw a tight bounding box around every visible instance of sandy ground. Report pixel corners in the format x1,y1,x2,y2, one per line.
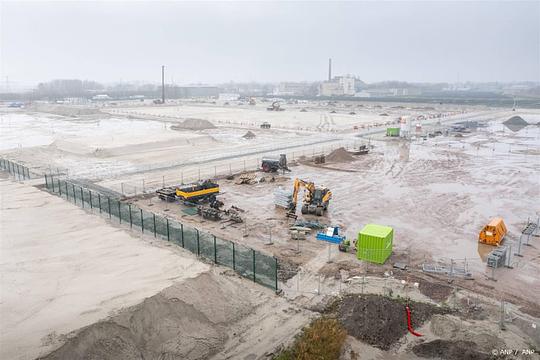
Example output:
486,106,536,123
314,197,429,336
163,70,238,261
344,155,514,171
1,102,539,359
0,176,209,360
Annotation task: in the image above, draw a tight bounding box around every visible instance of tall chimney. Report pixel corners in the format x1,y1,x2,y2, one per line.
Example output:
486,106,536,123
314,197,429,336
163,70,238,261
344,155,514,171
161,65,165,104
328,58,332,81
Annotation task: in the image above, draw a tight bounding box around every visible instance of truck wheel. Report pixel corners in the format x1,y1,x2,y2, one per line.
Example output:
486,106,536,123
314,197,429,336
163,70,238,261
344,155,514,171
316,207,323,216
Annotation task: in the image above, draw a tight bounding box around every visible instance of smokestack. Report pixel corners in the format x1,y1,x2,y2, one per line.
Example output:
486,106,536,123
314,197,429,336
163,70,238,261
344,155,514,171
328,58,332,81
161,65,165,104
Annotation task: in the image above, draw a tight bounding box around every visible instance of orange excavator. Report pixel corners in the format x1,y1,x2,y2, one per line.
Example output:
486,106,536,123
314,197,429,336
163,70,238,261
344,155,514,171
288,178,332,216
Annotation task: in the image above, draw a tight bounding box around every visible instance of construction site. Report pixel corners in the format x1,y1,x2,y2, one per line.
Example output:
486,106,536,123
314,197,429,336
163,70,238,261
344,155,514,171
1,96,539,360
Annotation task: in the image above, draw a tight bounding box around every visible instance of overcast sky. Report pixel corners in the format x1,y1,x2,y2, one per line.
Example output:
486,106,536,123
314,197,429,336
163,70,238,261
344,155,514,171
1,1,539,87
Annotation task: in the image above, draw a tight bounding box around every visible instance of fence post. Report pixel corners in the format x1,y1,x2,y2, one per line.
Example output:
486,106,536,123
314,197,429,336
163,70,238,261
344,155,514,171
141,209,144,233
107,197,111,218
275,257,278,292
98,193,102,213
118,201,121,223
26,167,30,179
232,242,236,270
51,175,55,192
80,187,84,208
196,230,200,256
252,249,256,282
65,182,68,199
181,223,184,247
58,179,62,196
89,191,93,209
166,218,170,241
153,214,156,237
72,184,76,204
45,174,49,189
129,204,132,228
213,235,217,264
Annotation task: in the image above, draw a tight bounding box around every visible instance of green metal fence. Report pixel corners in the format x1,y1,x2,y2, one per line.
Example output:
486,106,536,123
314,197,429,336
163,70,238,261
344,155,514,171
0,158,33,180
44,174,279,291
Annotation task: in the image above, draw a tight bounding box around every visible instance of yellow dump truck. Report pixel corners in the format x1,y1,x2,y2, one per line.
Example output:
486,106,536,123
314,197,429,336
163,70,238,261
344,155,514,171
478,217,507,246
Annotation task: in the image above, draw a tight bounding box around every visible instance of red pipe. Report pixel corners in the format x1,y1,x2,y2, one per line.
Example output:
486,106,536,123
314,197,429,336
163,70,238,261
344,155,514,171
405,305,423,337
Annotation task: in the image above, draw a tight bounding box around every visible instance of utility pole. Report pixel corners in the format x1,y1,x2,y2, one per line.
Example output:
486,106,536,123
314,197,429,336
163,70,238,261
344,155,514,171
161,65,165,104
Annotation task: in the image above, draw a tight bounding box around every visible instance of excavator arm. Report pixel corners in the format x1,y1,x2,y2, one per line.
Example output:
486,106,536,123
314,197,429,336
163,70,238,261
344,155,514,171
322,190,332,203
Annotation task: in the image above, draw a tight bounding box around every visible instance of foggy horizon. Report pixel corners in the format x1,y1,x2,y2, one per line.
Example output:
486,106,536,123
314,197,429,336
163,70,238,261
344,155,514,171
1,1,539,87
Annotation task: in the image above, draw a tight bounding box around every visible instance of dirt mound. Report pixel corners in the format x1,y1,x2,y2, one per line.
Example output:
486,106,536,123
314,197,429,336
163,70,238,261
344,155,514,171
338,294,446,350
242,130,256,139
503,116,528,126
171,118,215,130
41,272,257,360
412,340,490,360
326,147,355,163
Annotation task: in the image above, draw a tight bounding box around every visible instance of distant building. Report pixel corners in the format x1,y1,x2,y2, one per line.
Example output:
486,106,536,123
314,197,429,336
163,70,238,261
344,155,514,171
274,82,313,96
319,75,355,97
218,93,240,101
92,94,111,101
169,86,220,98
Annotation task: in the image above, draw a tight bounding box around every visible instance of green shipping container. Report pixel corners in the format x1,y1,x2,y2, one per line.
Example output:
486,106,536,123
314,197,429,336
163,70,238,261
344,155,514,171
357,224,393,264
386,127,400,137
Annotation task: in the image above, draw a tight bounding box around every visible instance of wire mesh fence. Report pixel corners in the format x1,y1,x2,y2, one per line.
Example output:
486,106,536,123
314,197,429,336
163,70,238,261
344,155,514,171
0,158,37,180
44,174,279,291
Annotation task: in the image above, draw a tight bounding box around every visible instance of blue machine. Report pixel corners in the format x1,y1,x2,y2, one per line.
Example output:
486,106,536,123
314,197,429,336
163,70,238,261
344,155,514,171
316,226,345,244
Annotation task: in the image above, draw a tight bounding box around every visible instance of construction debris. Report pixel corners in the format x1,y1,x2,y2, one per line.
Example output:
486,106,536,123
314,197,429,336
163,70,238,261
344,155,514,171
235,173,257,185
487,246,507,268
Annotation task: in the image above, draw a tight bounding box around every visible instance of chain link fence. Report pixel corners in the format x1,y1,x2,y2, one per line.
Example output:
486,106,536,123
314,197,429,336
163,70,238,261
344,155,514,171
44,174,279,291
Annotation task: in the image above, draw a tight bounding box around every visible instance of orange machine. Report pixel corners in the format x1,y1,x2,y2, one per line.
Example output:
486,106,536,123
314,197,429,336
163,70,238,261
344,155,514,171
478,217,507,246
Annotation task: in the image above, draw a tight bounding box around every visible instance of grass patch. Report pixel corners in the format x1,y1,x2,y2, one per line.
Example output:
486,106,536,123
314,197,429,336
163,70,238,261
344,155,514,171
274,317,347,360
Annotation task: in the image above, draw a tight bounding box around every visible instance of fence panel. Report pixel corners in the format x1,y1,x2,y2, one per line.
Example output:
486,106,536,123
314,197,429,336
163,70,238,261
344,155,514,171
169,221,184,247
255,253,277,289
216,237,234,268
131,206,143,230
199,232,215,261
82,188,91,208
141,209,155,235
154,215,168,239
110,199,121,222
183,224,198,254
90,191,100,209
234,244,254,280
120,202,131,224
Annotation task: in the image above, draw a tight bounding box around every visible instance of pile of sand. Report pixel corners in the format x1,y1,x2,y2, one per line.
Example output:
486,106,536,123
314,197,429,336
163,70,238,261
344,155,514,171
503,116,528,126
503,116,528,132
41,272,256,360
171,118,216,131
326,147,355,163
242,131,256,139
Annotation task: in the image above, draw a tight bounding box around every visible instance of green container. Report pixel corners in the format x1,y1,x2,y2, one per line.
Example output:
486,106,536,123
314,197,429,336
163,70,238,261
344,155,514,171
386,127,400,137
357,224,393,264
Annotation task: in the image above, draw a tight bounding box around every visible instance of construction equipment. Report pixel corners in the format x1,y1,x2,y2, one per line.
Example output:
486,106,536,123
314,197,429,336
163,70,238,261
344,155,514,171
289,178,332,216
267,101,284,111
479,217,507,246
176,180,220,203
261,154,290,173
316,226,345,244
260,122,271,129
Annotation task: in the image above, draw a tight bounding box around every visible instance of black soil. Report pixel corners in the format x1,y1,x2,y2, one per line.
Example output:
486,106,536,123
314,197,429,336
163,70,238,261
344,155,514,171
412,340,491,360
338,294,447,350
